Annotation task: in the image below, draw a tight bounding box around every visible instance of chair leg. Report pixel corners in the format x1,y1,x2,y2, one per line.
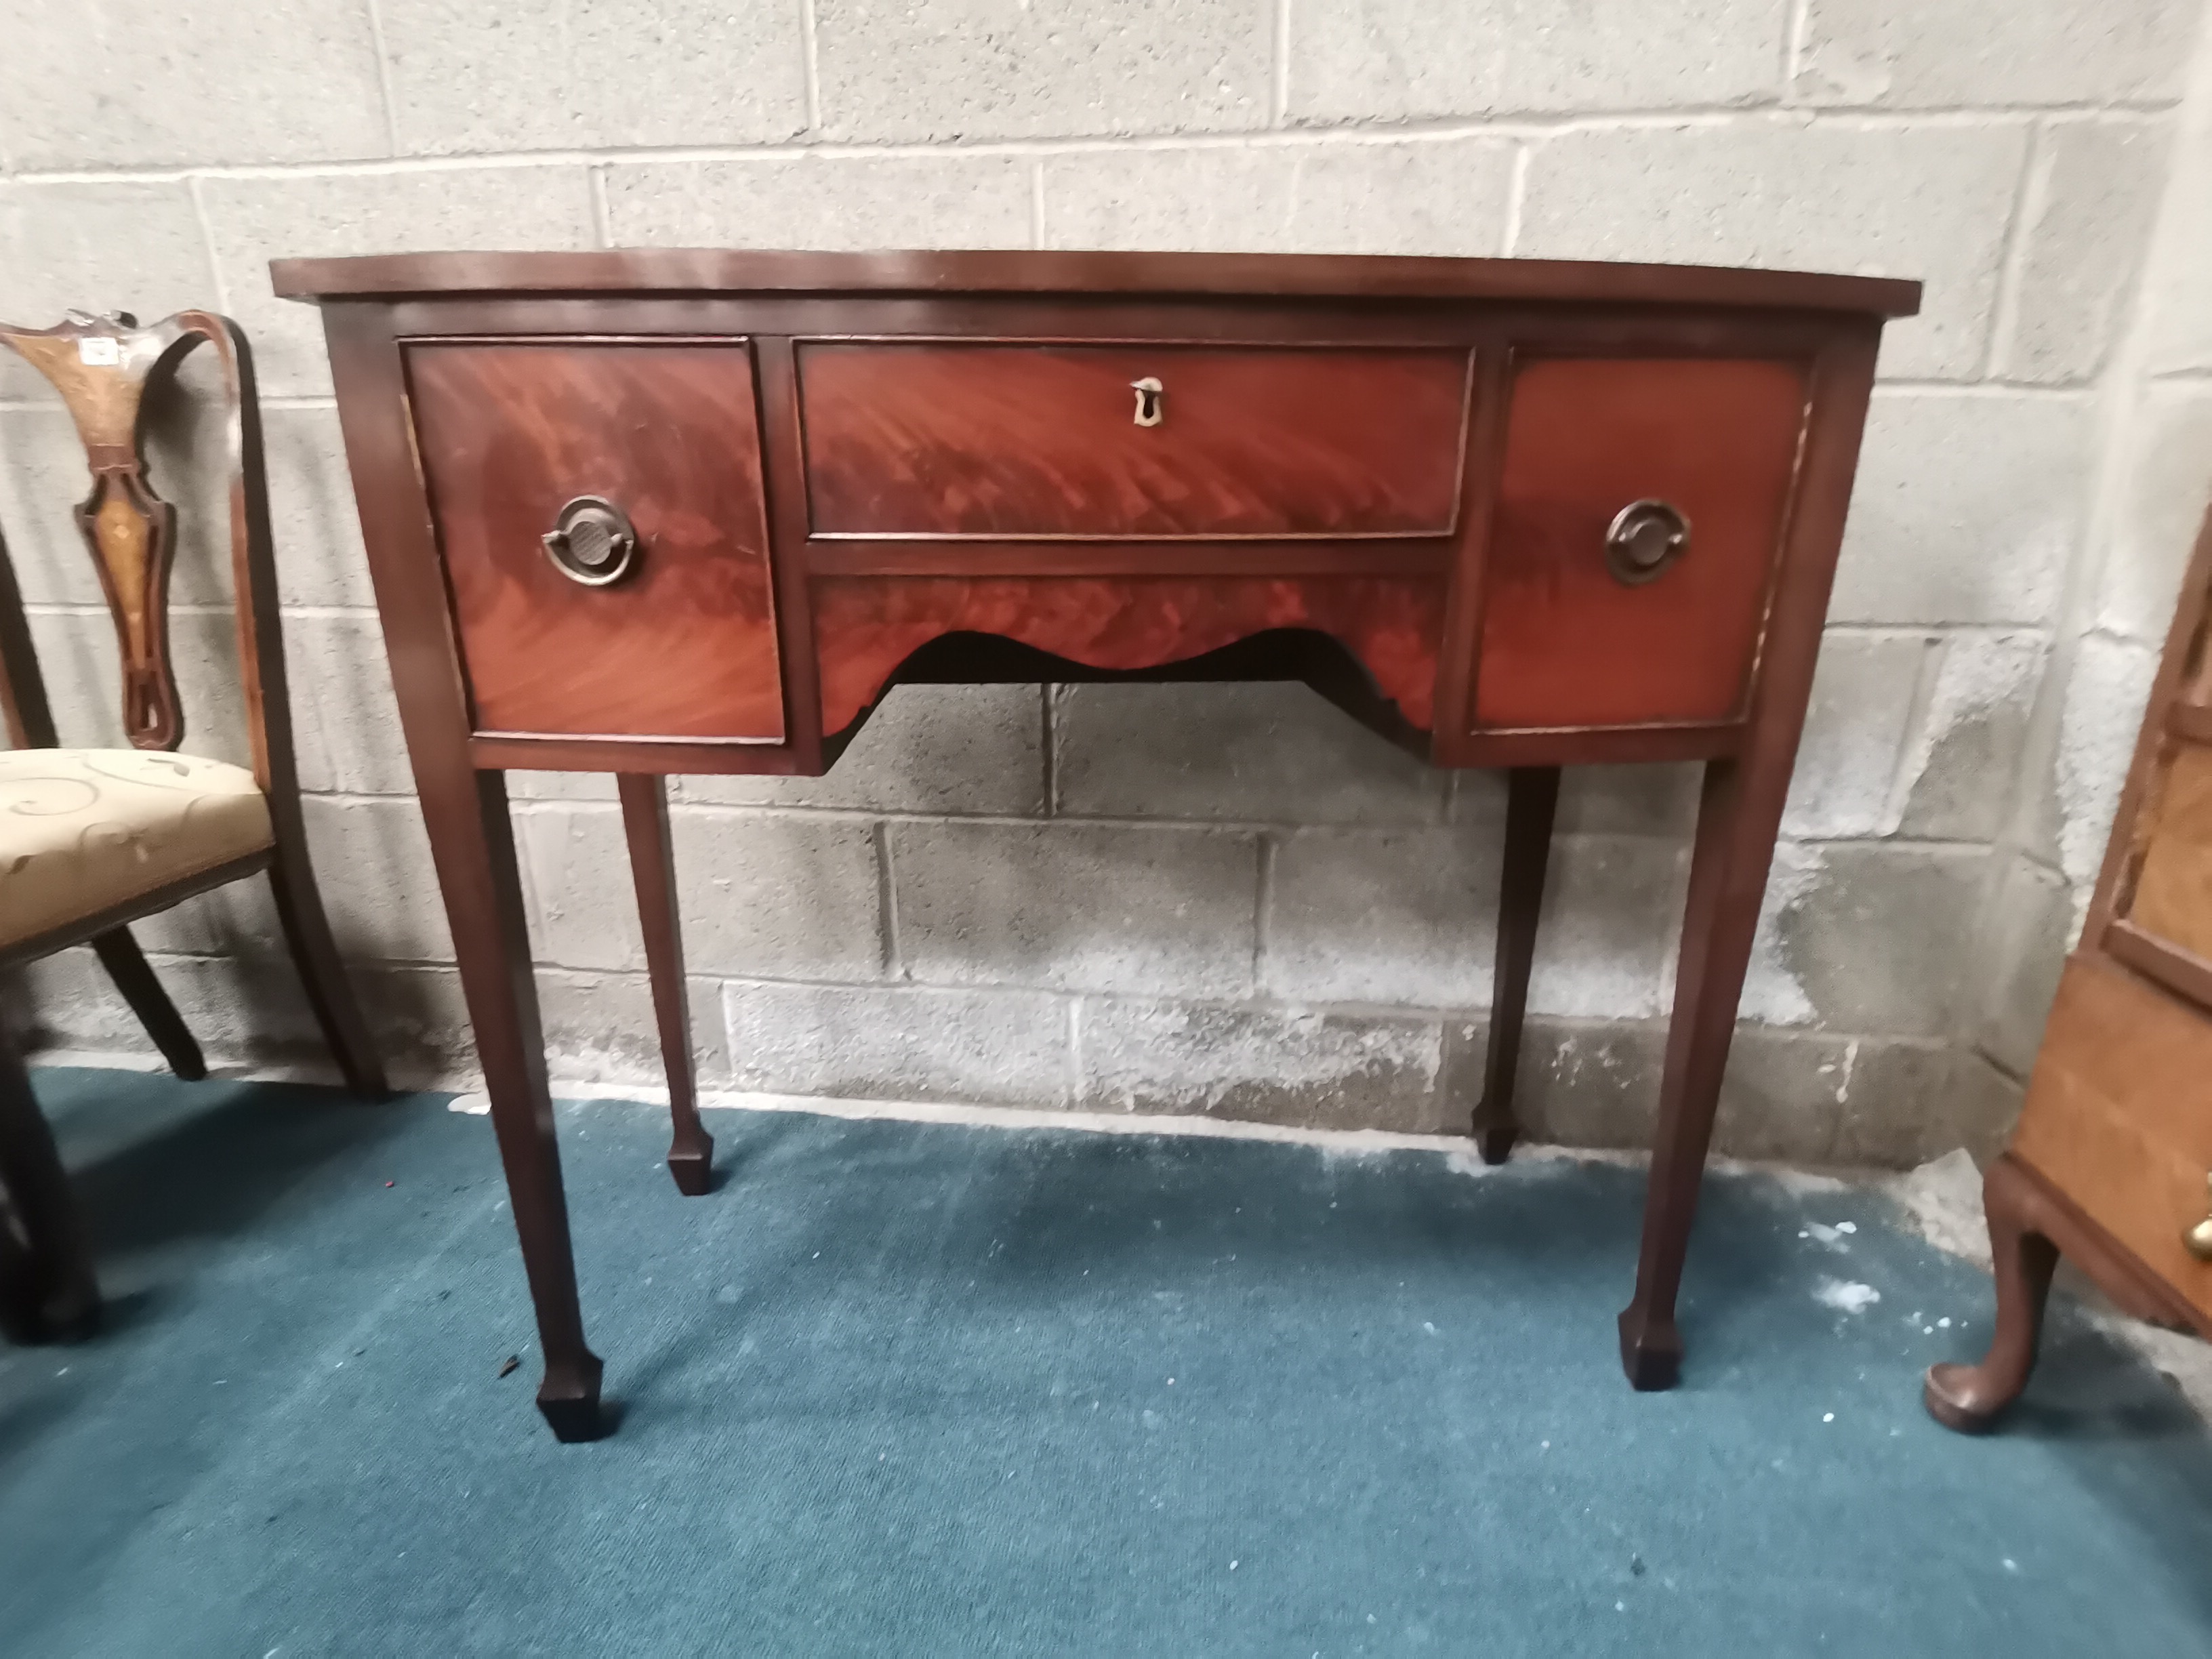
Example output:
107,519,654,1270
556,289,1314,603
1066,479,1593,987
0,1202,40,1344
0,1030,99,1342
266,838,388,1100
87,927,205,1081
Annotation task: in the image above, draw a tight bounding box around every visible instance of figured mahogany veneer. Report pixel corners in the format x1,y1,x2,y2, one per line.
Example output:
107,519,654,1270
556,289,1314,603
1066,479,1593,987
406,340,783,742
798,343,1470,539
279,248,1917,1441
1477,356,1809,732
813,575,1442,736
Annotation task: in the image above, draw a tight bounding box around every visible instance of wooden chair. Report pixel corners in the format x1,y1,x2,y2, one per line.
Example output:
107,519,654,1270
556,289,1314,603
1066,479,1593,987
0,309,385,1339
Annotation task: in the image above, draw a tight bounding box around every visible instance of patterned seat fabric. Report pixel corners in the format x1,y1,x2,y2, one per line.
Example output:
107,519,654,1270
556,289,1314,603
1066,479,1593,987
0,750,272,949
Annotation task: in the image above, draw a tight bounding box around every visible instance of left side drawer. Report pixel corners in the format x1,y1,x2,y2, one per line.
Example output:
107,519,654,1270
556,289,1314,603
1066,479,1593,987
406,340,785,743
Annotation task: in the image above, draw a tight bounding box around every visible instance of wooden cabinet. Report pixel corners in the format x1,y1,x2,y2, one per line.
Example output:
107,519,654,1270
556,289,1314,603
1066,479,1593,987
2009,956,2212,1307
281,249,1916,1440
1927,506,2212,1431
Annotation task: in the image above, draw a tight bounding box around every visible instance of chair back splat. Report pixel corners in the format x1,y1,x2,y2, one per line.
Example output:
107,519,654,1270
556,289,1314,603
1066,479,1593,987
0,307,382,1104
0,309,290,794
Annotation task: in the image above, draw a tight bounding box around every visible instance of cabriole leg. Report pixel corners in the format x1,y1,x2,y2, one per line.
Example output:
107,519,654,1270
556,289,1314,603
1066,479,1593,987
1923,1155,2060,1433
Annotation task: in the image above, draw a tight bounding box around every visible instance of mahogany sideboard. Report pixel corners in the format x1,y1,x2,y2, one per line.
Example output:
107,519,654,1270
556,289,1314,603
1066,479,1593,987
276,249,1920,1441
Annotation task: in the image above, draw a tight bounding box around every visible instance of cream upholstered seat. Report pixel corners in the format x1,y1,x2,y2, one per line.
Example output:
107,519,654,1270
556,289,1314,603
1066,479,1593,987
0,748,272,950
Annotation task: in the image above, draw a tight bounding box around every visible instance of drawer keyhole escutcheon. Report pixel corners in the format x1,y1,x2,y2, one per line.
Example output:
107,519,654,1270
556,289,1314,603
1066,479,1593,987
1605,498,1690,586
542,495,640,587
1130,376,1164,428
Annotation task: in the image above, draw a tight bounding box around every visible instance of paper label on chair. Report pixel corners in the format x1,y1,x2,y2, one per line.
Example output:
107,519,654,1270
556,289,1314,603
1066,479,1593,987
77,337,121,366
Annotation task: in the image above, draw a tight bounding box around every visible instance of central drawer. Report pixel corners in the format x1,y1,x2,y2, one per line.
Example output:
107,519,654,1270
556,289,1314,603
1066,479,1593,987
796,342,1471,539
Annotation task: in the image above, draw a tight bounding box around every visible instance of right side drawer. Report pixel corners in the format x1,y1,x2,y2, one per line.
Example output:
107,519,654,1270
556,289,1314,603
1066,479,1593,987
1473,355,1811,733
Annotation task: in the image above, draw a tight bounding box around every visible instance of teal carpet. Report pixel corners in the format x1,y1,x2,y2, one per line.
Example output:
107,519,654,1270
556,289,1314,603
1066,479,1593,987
3,1067,2209,1657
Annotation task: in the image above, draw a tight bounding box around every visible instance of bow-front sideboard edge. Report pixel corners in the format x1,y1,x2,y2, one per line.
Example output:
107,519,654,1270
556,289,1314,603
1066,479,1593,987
274,250,1920,1440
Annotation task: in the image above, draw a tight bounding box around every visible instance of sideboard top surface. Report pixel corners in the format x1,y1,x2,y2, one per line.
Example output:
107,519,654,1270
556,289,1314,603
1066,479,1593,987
269,248,1922,316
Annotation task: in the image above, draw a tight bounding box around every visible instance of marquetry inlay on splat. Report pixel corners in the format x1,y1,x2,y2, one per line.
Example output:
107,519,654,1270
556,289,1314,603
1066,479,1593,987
0,311,207,750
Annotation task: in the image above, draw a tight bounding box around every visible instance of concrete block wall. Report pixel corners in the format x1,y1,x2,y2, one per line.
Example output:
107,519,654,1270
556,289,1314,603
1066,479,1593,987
1962,16,2212,1095
5,0,2210,1167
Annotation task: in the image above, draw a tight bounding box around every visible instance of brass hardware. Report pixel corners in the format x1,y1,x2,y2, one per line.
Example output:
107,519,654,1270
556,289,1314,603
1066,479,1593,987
1605,498,1690,586
1130,376,1164,428
2188,1173,2212,1263
542,495,638,586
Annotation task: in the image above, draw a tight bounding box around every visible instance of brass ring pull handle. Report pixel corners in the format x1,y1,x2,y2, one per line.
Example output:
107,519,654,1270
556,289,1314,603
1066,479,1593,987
1130,376,1164,428
542,495,639,587
1605,498,1690,586
2187,1172,2212,1263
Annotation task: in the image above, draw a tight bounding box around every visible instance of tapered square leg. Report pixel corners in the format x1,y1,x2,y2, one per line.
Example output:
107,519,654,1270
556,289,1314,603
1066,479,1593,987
665,1142,713,1197
1471,766,1559,1165
328,307,603,1440
537,1349,609,1443
1612,326,1879,1392
1617,1305,1682,1391
422,771,606,1440
1619,753,1797,1391
618,775,714,1196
